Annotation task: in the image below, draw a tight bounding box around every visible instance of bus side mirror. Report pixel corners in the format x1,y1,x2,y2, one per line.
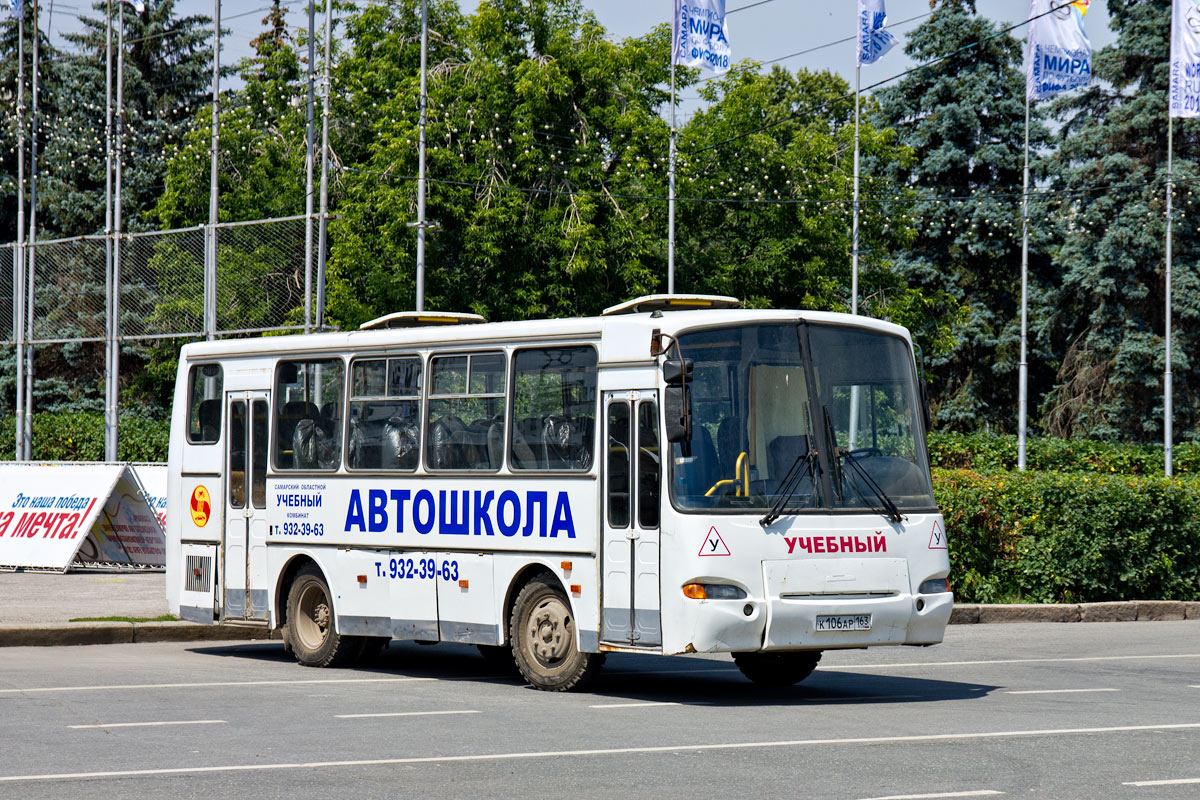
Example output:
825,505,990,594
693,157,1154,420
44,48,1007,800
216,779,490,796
663,358,693,456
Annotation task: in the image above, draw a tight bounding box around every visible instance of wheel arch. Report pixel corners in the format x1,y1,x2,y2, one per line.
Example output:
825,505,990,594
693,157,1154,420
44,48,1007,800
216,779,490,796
275,553,321,630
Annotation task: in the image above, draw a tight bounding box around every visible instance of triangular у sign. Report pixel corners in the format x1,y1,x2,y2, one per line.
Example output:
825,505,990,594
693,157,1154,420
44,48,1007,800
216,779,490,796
928,520,947,550
698,525,731,557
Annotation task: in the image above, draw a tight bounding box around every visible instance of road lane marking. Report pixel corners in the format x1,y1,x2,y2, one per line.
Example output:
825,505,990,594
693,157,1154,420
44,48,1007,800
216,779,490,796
824,654,1200,670
1124,778,1200,787
589,701,682,709
2,722,1198,783
856,792,1004,800
69,720,226,730
0,677,434,695
1005,688,1119,695
336,710,479,719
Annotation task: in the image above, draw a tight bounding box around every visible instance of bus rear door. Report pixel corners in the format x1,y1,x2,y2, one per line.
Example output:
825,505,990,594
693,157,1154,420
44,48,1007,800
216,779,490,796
223,392,270,622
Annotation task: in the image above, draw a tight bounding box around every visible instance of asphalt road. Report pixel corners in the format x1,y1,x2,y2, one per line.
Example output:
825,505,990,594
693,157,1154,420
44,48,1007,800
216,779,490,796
1,621,1198,799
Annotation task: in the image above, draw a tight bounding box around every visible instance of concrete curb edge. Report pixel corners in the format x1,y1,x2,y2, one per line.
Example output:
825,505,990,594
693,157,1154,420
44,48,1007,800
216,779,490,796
0,621,281,648
951,601,1200,624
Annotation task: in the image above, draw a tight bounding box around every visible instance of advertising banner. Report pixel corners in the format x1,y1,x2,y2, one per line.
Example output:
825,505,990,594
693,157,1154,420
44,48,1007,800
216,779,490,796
0,464,166,571
1171,0,1200,118
672,0,731,75
1026,0,1093,100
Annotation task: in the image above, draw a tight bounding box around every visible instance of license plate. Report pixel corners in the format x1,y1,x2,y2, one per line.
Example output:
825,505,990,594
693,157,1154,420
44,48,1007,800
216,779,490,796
815,614,872,632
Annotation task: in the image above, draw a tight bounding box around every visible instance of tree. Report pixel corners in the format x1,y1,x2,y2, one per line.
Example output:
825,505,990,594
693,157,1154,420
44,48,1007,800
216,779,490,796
322,0,672,326
1043,0,1200,441
873,0,1052,433
676,64,920,332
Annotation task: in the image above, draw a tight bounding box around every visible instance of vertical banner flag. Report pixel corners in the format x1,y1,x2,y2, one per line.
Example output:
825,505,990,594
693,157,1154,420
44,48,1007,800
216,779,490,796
673,0,731,75
1025,0,1092,100
1172,0,1200,117
8,0,21,17
857,0,899,66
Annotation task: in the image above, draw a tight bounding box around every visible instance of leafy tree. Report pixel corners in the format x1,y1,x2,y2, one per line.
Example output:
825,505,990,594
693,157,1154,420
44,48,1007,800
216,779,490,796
873,0,1051,433
1043,0,1200,442
323,0,672,326
677,65,921,333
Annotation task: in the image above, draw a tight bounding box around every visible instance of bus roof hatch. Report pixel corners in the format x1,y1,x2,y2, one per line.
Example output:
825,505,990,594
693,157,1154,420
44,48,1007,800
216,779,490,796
358,311,487,330
601,294,742,316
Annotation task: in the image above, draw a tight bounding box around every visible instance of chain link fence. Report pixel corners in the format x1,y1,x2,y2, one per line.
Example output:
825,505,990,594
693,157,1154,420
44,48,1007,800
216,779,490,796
8,216,312,345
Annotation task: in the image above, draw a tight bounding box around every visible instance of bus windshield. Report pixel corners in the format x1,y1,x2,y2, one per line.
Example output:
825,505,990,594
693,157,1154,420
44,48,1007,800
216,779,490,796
670,323,935,513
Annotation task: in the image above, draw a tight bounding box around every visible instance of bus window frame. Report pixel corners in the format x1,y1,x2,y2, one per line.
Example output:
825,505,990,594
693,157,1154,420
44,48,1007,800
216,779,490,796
186,362,224,446
345,353,424,473
271,356,349,473
424,349,509,474
507,344,600,475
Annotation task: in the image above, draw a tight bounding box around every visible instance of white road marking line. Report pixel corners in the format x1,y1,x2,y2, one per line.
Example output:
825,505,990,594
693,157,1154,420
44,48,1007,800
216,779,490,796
2,722,1198,783
0,677,434,695
824,654,1200,670
589,701,682,709
68,720,226,730
336,710,479,719
856,791,1004,800
1124,778,1200,787
1006,688,1119,695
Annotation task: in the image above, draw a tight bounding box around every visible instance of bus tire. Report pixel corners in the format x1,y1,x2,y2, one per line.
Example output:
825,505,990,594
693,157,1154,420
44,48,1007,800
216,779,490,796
733,650,822,687
286,565,359,668
509,573,603,692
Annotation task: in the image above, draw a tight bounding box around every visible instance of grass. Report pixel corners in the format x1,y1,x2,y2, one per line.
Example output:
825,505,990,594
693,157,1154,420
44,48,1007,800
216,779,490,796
68,615,178,623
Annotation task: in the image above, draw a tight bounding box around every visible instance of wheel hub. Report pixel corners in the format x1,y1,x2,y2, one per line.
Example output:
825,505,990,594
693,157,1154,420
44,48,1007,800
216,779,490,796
529,599,571,663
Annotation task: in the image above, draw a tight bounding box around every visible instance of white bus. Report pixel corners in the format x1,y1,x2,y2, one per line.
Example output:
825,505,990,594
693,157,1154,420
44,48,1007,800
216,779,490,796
166,295,952,691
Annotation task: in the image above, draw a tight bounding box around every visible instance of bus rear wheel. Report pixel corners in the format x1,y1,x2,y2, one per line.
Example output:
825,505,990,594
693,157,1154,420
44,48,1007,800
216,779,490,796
286,565,360,668
733,650,822,687
509,573,603,691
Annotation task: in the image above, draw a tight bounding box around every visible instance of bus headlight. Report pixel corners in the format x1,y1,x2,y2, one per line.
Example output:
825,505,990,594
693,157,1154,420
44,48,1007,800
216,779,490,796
682,583,747,600
918,578,951,594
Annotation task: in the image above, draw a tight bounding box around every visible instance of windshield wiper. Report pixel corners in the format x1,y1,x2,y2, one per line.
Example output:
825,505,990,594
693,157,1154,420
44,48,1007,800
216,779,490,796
822,406,903,524
759,446,819,527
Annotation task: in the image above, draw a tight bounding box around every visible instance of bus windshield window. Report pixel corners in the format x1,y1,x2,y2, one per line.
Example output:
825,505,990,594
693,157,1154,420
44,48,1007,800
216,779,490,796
670,324,934,512
808,325,935,511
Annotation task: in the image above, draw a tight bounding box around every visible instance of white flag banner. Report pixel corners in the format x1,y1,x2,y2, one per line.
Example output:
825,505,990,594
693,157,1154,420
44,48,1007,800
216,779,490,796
857,0,899,66
1171,0,1200,117
673,0,731,75
1025,0,1093,101
8,0,21,18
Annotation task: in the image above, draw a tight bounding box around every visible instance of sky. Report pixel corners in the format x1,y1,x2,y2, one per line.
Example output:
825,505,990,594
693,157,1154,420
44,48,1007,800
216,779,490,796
41,0,1119,109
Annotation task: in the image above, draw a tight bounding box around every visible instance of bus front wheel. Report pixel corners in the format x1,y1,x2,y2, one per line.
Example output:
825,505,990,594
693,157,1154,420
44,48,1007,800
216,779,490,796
510,573,603,691
286,565,360,668
733,650,822,687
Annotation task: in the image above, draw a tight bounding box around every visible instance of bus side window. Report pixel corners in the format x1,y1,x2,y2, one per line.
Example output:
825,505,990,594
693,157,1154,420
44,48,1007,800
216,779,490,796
273,359,345,470
510,346,597,471
637,400,660,529
427,352,506,471
187,364,223,444
348,356,422,471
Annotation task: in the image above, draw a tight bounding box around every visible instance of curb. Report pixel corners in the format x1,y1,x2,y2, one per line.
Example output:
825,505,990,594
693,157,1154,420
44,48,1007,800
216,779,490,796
0,621,281,648
950,601,1200,624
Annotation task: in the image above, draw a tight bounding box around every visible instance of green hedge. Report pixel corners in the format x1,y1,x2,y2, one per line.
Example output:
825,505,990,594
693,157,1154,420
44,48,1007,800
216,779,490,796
928,430,1200,475
0,414,170,462
936,468,1200,604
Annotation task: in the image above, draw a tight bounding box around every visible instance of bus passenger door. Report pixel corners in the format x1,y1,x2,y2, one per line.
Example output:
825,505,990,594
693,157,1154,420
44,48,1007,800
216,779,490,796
600,392,662,647
223,391,270,622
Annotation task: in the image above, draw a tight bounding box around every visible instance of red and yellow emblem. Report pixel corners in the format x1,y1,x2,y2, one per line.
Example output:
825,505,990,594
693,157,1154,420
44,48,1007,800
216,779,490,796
190,485,211,527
